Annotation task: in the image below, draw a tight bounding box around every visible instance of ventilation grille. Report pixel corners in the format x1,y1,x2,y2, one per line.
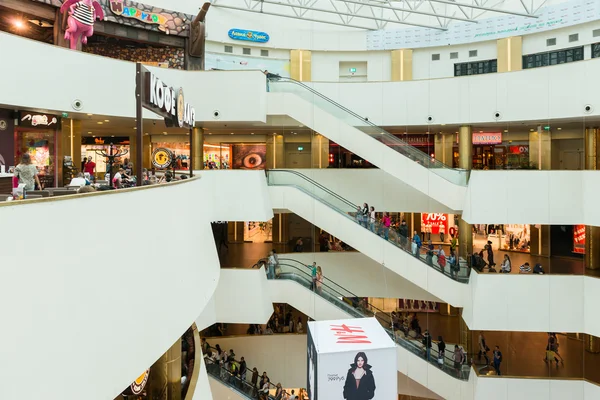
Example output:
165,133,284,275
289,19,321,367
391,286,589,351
547,38,557,46
450,52,458,59
469,50,478,57
432,54,440,61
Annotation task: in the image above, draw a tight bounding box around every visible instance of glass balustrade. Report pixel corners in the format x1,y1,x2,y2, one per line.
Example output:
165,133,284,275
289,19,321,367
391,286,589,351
267,77,468,186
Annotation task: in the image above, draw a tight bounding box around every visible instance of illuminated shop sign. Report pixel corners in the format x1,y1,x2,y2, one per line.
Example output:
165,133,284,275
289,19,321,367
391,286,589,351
421,213,448,234
109,0,168,25
152,147,173,169
472,132,502,145
19,113,58,128
143,72,196,128
573,224,585,254
228,28,270,43
130,370,149,394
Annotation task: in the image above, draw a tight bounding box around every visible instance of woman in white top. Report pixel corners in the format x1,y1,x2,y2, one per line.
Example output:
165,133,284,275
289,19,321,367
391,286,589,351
369,206,376,232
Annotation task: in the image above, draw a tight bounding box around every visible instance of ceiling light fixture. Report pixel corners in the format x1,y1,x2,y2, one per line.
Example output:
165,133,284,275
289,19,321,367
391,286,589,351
557,127,562,130
251,132,255,135
231,132,234,135
87,131,92,134
104,119,109,122
13,20,25,29
87,113,93,116
97,122,103,125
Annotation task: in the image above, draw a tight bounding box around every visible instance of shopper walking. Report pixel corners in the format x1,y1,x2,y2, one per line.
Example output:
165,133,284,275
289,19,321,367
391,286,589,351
316,266,324,295
412,231,422,258
493,346,503,375
478,332,490,365
425,240,435,266
251,368,259,398
361,203,369,228
15,153,41,191
485,240,496,268
453,345,465,378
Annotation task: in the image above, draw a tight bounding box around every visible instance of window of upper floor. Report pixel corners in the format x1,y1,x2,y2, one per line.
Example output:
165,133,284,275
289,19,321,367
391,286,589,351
454,59,497,77
522,46,584,69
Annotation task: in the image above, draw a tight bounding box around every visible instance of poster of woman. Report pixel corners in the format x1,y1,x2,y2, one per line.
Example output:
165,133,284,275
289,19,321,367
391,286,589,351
343,352,376,400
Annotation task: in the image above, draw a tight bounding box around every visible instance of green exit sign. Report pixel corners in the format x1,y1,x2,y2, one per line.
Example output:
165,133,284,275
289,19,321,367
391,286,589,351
298,146,304,151
543,126,551,131
349,68,357,73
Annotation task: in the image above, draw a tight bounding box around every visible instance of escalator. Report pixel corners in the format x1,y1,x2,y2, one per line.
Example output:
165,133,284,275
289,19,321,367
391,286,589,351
267,169,469,306
205,347,279,400
267,77,467,210
265,258,472,384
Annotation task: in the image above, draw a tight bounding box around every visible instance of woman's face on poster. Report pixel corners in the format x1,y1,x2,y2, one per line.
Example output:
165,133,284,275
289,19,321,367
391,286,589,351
356,356,364,368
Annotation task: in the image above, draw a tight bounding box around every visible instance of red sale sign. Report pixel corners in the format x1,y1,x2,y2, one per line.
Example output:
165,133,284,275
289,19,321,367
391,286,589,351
573,224,585,254
422,213,448,234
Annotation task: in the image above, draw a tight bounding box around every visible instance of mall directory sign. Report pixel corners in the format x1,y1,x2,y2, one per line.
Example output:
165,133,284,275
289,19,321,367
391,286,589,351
307,318,397,400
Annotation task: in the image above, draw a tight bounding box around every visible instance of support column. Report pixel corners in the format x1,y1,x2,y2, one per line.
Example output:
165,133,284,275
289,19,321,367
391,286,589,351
585,128,600,270
61,119,82,175
142,134,151,170
290,50,312,82
147,339,182,400
391,49,413,81
228,221,245,244
530,225,550,257
272,213,289,245
529,125,551,170
457,126,473,261
434,133,453,167
192,128,204,172
497,36,523,73
459,310,472,354
267,134,285,169
311,133,329,168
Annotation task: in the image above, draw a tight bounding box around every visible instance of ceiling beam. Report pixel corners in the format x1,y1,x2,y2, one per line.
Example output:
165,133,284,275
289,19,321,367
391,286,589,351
336,0,477,23
249,0,447,30
212,4,375,30
425,0,539,18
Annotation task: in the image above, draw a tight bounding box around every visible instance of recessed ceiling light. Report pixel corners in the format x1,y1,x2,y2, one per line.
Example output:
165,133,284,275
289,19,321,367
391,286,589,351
479,130,483,133
557,127,562,130
87,113,93,116
504,130,508,133
133,127,137,130
87,131,92,134
104,119,109,122
441,124,446,126
530,129,534,132
509,140,512,143
111,135,115,137
92,135,96,138
97,122,103,125
208,132,212,135
273,133,277,135
293,132,297,135
163,131,167,134
251,132,255,135
231,132,234,135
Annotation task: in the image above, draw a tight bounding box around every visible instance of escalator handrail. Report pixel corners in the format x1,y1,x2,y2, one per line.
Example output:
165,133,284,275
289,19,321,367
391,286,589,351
267,169,358,210
275,267,462,366
204,346,279,396
267,176,469,282
267,77,453,171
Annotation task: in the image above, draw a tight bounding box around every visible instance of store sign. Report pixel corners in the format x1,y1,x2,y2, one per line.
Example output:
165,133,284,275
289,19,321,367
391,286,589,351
82,136,129,145
130,370,149,395
422,213,448,234
228,28,270,43
472,132,502,145
144,71,196,128
0,120,6,131
331,323,371,344
152,147,173,169
109,0,168,26
19,113,58,128
573,224,586,254
509,145,529,154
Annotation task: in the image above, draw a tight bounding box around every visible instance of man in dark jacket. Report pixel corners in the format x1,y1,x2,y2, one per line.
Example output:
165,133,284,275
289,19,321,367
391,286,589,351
398,220,409,249
422,330,433,361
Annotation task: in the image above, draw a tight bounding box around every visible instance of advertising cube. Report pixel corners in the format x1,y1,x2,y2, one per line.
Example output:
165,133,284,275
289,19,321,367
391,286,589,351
307,317,397,400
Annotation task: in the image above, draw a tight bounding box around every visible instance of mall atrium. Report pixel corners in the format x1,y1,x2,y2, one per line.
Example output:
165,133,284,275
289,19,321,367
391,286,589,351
1,0,600,399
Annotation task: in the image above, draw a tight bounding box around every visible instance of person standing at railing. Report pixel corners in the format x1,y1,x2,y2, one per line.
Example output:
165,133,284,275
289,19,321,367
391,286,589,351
412,231,422,258
360,203,369,228
369,206,376,232
425,240,435,266
437,336,446,368
267,251,277,279
316,266,324,294
453,345,465,378
422,330,433,361
382,212,391,240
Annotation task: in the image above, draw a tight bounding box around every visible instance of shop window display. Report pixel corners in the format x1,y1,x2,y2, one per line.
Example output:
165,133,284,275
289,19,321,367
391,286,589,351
16,130,56,188
203,144,231,169
82,137,130,176
244,220,273,243
152,142,189,169
473,224,530,253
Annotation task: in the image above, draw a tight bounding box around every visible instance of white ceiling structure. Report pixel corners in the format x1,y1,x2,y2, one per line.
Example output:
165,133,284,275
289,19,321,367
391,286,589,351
209,0,566,31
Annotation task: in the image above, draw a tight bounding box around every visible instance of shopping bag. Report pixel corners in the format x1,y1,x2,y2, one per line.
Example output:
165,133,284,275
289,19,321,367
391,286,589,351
411,242,417,255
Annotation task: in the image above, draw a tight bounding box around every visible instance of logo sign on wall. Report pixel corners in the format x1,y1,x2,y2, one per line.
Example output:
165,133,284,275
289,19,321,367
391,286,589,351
0,120,6,131
143,71,196,128
109,0,168,26
152,147,173,169
472,132,502,145
19,113,58,128
228,28,270,43
130,369,150,394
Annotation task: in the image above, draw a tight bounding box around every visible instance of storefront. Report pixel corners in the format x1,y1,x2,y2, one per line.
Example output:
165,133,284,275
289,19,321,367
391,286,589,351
16,111,60,188
82,136,130,177
452,132,530,169
203,143,231,169
473,224,531,253
420,213,458,244
203,142,268,170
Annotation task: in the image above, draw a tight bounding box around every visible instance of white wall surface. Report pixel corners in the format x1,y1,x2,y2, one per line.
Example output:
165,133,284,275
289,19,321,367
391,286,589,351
282,252,441,301
463,170,600,226
311,51,391,82
0,179,219,400
267,93,467,210
0,32,267,124
278,168,455,213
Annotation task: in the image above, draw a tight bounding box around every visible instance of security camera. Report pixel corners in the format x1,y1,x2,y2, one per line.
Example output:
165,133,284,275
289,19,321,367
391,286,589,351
427,116,434,123
584,105,593,113
494,112,501,120
213,110,220,119
71,99,83,111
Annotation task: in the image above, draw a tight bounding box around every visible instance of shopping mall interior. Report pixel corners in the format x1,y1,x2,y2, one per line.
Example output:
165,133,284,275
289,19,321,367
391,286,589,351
1,0,600,399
